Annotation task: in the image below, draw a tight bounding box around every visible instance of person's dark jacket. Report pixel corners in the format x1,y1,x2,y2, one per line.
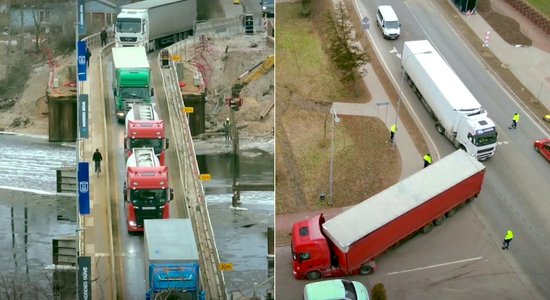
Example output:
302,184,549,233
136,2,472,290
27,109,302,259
93,151,102,162
100,30,107,41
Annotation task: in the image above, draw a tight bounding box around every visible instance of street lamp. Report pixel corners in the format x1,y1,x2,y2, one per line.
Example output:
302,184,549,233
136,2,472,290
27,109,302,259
393,50,432,147
329,107,340,206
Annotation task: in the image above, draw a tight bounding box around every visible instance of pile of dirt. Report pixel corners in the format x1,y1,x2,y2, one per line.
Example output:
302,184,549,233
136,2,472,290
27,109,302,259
195,35,274,141
0,52,72,135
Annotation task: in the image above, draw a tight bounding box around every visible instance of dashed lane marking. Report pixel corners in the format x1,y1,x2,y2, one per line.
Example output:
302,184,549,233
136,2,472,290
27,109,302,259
387,256,483,275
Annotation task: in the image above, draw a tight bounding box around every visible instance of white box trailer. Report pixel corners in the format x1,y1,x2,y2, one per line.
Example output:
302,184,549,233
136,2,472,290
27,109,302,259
402,40,498,160
116,0,197,52
112,47,150,70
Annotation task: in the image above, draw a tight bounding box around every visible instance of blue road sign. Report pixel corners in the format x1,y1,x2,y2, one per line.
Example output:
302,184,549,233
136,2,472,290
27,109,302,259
78,162,90,215
77,40,87,81
78,94,89,139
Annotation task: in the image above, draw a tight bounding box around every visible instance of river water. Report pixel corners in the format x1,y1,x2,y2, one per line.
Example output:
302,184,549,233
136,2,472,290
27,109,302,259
0,134,274,298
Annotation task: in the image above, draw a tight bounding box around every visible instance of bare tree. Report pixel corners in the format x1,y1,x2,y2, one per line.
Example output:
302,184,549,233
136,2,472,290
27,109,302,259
17,0,63,51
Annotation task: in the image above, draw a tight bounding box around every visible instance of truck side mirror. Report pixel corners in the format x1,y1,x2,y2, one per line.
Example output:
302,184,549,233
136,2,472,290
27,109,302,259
151,88,154,96
124,137,128,150
113,87,118,96
166,138,170,149
123,187,128,202
170,188,174,201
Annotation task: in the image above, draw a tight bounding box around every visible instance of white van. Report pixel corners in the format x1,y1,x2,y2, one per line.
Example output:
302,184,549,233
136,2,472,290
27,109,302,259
376,5,400,40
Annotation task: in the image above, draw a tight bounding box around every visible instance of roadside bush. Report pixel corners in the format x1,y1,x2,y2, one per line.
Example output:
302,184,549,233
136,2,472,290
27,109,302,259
325,2,369,83
0,54,32,98
371,283,387,300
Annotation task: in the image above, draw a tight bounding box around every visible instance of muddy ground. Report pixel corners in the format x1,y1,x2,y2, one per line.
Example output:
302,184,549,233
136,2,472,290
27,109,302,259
0,33,274,144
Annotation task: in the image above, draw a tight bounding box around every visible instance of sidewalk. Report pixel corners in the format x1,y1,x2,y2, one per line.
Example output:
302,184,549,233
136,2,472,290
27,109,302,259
462,0,550,110
79,46,116,298
276,0,550,238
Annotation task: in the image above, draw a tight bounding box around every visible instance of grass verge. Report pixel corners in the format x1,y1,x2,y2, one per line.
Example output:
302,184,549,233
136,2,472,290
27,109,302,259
276,1,400,237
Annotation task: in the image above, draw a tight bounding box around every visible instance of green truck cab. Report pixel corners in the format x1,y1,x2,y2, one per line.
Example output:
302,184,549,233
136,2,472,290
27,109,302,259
112,46,154,123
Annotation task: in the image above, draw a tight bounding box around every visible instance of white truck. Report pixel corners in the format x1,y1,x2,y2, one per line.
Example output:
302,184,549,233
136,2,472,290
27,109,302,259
115,0,197,52
402,40,498,160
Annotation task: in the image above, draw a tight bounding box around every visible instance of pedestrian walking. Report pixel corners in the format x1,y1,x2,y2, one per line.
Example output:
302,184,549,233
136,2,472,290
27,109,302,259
85,47,91,67
423,153,432,168
92,148,103,176
502,229,514,250
389,124,397,143
100,28,108,46
223,118,231,141
509,113,520,129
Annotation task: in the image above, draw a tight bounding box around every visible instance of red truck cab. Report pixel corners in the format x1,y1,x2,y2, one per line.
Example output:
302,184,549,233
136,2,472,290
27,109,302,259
292,214,348,280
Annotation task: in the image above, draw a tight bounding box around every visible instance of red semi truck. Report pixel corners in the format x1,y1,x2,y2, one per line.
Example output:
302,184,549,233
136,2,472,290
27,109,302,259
291,150,486,280
125,103,169,166
124,147,173,232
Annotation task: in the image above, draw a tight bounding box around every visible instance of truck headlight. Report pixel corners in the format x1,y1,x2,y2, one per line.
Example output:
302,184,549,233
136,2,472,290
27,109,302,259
129,221,136,226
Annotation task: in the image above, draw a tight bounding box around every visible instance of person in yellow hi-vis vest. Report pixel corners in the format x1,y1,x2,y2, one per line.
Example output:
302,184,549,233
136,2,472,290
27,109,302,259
509,113,520,129
423,153,432,168
502,229,514,250
390,124,397,143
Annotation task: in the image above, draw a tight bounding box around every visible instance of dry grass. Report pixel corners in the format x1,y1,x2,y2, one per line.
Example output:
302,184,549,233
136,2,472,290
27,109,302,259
276,1,400,217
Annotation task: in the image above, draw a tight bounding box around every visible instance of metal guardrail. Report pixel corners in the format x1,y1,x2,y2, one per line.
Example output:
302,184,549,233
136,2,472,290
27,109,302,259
195,13,265,39
159,40,227,299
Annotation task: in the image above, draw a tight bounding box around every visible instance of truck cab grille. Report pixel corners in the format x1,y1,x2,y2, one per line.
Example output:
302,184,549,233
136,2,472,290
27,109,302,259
120,37,137,42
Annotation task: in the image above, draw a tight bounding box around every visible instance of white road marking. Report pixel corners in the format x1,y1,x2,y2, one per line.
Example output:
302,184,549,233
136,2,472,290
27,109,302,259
387,256,483,275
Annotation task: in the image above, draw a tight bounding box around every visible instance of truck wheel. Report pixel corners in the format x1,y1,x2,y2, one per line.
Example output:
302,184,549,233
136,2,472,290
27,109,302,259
306,271,321,280
359,265,374,275
422,223,433,234
433,216,445,226
435,123,445,135
446,207,458,218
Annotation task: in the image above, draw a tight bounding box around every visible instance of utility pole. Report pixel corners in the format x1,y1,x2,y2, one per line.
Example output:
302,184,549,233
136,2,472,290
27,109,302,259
227,91,243,207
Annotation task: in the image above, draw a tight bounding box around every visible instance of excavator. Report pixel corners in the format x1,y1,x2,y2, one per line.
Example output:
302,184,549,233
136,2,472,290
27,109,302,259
226,54,274,207
230,54,274,107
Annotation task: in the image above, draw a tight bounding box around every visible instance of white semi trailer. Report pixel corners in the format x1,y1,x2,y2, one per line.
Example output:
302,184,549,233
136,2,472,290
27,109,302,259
115,0,197,52
402,40,498,160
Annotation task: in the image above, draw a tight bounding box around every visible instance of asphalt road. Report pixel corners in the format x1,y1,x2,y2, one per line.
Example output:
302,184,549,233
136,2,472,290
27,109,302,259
276,0,550,298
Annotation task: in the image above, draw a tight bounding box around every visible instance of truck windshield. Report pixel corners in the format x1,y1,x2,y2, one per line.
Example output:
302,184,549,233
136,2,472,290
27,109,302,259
130,189,167,206
116,18,141,33
129,139,163,154
120,87,148,99
474,130,498,146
